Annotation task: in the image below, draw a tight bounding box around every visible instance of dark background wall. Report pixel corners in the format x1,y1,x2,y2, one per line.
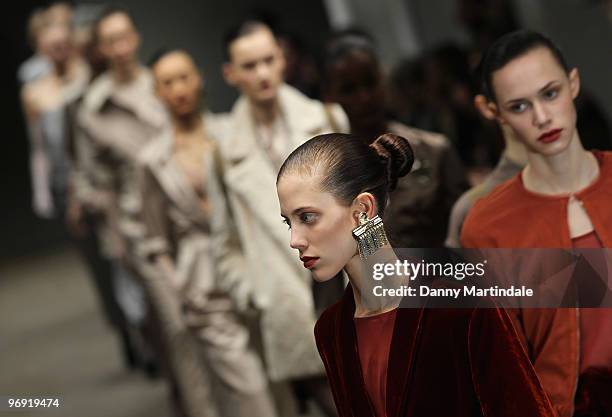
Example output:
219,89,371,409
2,0,57,262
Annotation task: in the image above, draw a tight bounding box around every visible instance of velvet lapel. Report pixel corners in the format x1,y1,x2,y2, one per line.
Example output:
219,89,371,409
337,286,376,416
386,306,424,417
337,285,425,417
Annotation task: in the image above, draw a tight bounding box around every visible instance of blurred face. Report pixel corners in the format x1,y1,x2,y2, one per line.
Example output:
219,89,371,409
39,23,72,65
277,173,358,282
490,47,580,156
153,52,202,118
224,27,286,105
326,51,386,131
46,3,73,26
96,12,140,69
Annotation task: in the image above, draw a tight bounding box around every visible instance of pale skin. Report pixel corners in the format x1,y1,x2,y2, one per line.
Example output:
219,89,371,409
20,21,89,227
222,26,286,130
277,172,402,317
21,23,79,126
153,51,211,291
96,12,142,83
485,47,599,238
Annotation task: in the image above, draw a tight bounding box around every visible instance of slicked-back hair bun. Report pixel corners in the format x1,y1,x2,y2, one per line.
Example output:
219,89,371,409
370,133,414,191
278,133,415,218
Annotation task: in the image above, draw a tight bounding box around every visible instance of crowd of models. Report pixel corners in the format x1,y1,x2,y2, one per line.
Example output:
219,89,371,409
17,2,612,417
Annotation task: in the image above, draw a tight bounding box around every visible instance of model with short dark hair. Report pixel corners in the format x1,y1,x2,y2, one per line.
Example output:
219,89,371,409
462,30,612,417
210,19,349,416
139,48,276,417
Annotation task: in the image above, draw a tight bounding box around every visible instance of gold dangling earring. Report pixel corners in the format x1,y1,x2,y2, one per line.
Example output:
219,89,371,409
352,212,389,260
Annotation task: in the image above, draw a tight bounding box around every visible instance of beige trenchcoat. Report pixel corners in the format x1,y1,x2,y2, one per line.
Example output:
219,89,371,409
72,69,167,258
138,117,275,417
207,84,349,382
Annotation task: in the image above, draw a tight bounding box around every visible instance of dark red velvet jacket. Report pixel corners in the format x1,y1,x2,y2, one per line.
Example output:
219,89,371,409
315,286,555,417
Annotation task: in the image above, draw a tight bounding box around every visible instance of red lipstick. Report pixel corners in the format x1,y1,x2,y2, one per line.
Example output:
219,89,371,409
538,128,563,144
300,256,319,269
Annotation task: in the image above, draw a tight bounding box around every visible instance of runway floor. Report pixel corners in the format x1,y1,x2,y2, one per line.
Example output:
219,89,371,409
0,246,169,417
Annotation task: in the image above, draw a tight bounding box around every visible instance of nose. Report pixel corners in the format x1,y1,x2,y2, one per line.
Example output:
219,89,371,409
289,229,307,252
172,80,188,97
532,100,551,128
255,62,271,81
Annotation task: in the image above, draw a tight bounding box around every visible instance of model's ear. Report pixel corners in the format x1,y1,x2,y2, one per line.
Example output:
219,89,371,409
153,78,161,98
350,192,378,227
222,62,235,86
275,41,287,78
569,67,580,100
474,94,496,120
133,31,141,52
483,98,507,125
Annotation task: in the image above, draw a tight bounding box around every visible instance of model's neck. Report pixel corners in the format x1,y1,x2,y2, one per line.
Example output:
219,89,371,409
502,131,528,166
251,97,280,127
523,132,599,195
172,111,202,134
54,60,69,78
345,245,402,317
112,61,140,84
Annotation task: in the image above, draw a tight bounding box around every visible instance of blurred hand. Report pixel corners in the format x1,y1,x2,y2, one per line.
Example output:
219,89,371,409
66,197,88,238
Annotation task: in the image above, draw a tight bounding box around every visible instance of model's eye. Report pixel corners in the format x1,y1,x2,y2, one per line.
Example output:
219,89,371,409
242,61,256,71
282,218,291,230
509,102,528,113
300,212,317,224
543,88,558,100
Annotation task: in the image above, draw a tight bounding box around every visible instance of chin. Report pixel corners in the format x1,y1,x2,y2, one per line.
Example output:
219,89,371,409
256,90,279,104
175,107,194,118
311,266,343,283
536,137,572,157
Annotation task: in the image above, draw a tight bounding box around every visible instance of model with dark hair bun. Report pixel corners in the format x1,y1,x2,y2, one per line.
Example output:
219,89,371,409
276,133,555,417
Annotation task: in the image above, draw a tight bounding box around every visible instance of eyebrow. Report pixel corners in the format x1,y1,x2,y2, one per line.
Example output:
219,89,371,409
504,80,560,105
287,207,318,217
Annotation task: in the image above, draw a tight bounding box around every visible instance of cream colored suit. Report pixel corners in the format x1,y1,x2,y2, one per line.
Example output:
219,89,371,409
208,84,348,382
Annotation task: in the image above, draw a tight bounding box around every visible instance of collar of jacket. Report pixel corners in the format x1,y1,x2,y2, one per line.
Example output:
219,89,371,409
222,83,329,162
141,113,211,166
82,68,164,129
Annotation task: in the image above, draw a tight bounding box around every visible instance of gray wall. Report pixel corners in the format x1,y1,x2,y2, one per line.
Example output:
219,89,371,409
406,0,469,50
525,0,612,130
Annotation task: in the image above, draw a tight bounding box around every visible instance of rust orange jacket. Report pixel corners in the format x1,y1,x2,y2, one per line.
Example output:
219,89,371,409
461,151,612,417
